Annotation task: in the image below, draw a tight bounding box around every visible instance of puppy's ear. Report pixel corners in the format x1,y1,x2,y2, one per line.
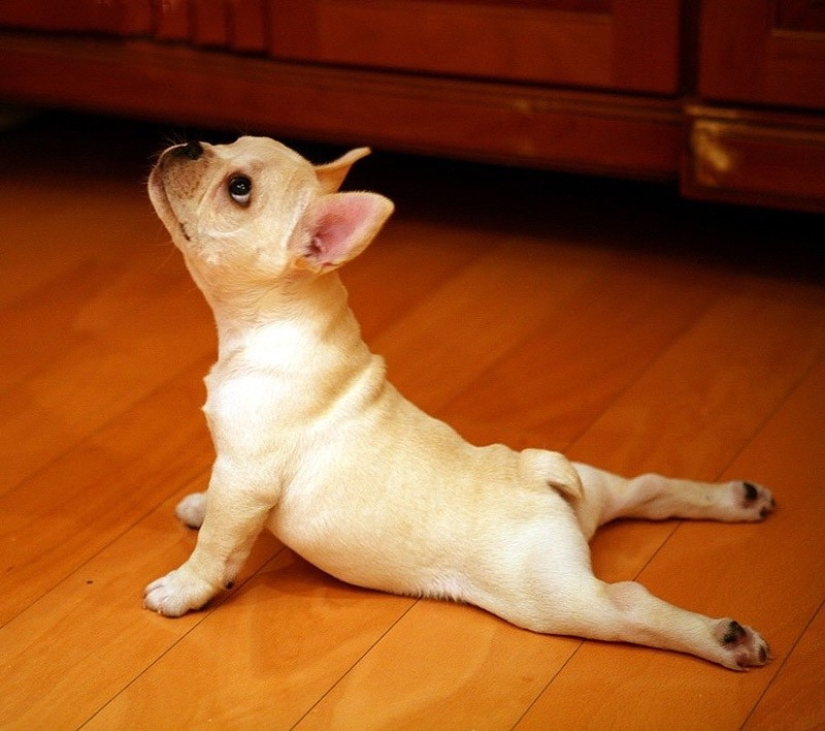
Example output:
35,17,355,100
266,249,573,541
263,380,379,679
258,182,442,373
294,192,394,272
314,148,371,194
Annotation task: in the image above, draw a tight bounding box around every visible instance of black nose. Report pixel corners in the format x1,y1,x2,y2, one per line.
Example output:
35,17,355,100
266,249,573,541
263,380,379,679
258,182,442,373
173,141,203,161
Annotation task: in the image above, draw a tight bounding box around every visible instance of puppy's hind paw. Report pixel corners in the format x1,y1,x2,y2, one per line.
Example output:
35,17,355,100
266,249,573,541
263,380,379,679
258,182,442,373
738,481,776,521
716,619,772,670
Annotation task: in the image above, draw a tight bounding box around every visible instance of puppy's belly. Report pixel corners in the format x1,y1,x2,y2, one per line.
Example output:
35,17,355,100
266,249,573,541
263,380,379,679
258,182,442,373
266,439,579,601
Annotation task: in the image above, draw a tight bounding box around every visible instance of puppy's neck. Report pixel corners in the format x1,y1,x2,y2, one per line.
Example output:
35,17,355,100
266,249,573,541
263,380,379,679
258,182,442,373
198,271,359,361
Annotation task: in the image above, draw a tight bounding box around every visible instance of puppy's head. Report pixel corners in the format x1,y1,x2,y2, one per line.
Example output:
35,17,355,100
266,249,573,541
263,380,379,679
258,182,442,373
148,136,393,293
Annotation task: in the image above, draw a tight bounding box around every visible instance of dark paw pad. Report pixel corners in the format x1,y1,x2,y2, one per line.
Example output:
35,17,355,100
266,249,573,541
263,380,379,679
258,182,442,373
718,619,771,669
740,482,775,520
722,620,746,645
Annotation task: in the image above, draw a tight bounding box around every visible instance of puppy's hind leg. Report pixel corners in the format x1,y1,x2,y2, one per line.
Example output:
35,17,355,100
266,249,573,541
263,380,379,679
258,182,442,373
552,578,771,670
474,525,770,670
571,463,775,539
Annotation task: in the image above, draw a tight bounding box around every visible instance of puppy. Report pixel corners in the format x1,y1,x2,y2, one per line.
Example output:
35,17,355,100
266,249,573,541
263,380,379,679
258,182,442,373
145,136,775,670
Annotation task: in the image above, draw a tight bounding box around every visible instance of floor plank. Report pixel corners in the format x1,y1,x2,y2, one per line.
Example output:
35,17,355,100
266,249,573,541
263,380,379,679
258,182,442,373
294,600,579,731
744,601,825,730
444,252,731,450
0,491,283,730
0,357,212,625
84,552,416,729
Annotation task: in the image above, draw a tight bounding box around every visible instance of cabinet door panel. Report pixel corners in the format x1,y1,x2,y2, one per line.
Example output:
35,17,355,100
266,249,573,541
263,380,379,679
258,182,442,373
268,0,682,94
153,1,266,50
191,0,230,47
699,0,825,110
0,1,152,35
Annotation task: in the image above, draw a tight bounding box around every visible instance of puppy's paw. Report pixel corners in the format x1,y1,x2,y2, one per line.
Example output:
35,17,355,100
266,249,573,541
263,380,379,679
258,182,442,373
715,619,772,670
734,481,776,521
175,492,207,529
143,567,215,617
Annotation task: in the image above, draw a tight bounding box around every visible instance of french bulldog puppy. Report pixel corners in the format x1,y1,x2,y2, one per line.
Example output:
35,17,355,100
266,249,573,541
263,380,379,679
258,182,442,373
145,136,775,670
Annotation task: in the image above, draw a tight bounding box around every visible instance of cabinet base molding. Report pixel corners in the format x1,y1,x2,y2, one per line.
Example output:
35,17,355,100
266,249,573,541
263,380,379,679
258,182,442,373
683,104,825,214
0,31,681,180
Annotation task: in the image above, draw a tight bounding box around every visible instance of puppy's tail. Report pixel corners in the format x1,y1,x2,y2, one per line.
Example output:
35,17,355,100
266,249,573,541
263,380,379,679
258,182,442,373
519,448,584,505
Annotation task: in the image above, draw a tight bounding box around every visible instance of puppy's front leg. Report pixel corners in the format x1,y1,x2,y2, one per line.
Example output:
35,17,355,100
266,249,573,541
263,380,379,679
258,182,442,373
144,472,271,617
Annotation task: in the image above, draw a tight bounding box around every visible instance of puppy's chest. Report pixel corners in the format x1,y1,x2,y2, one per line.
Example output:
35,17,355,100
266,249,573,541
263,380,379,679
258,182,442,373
200,357,372,451
202,369,307,435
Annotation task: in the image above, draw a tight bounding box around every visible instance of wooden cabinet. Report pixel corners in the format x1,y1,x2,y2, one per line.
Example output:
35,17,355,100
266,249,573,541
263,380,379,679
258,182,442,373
0,1,267,50
0,1,823,212
698,0,825,110
683,0,825,211
0,1,152,35
269,1,681,94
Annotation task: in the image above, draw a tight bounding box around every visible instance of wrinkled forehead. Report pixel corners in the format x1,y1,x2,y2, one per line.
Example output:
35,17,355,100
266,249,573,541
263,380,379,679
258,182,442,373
212,136,306,169
206,136,318,194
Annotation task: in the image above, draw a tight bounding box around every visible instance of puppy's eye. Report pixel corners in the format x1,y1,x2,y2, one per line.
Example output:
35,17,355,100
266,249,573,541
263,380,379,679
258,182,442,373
228,175,252,205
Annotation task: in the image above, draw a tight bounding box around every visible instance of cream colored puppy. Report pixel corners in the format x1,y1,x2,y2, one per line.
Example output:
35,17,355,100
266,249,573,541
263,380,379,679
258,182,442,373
146,137,775,670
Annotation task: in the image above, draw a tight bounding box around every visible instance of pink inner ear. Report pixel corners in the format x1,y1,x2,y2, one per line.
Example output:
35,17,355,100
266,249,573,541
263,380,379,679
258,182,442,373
308,235,324,258
305,194,384,268
309,210,352,264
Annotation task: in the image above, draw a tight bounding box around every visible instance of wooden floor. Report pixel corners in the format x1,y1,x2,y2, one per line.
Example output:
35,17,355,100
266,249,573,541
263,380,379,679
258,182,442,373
1,111,824,730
